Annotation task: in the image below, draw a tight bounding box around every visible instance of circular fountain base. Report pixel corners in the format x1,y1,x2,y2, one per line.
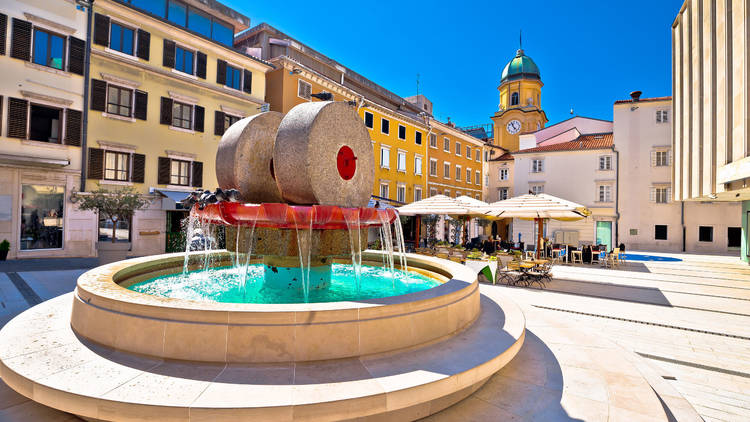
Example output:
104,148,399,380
0,253,525,421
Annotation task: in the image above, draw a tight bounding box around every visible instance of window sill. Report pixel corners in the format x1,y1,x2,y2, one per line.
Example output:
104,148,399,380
25,61,71,77
429,145,438,149
21,140,69,150
171,68,198,80
398,138,406,141
380,166,390,170
415,173,423,177
397,169,406,173
104,48,140,63
222,85,242,93
102,112,136,123
169,126,196,134
100,180,133,186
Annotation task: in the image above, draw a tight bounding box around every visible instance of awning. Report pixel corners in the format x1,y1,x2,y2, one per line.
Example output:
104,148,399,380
0,153,69,167
153,189,192,210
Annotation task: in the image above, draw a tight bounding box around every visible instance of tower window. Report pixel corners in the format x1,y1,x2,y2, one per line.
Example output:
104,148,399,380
510,92,519,106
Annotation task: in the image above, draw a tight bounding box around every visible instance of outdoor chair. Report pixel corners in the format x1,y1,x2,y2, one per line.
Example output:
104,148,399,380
551,246,567,265
598,250,609,268
608,248,621,268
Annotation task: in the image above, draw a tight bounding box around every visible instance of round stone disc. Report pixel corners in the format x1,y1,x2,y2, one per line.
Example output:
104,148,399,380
273,101,374,207
215,111,284,203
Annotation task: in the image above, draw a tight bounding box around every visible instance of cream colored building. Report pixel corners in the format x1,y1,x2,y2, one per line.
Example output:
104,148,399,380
615,95,741,254
672,0,750,263
0,0,96,259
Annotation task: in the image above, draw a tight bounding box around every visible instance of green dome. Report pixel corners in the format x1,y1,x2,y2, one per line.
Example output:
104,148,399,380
500,49,541,83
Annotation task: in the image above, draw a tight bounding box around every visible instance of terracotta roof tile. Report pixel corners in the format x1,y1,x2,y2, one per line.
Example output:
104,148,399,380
514,133,613,154
614,96,672,104
490,152,514,161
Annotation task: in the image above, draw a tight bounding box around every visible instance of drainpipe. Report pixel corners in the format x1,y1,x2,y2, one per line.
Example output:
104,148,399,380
79,0,94,192
681,201,686,252
614,147,620,247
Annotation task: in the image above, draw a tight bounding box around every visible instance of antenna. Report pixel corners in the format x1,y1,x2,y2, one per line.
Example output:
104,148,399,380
519,29,522,50
416,73,420,97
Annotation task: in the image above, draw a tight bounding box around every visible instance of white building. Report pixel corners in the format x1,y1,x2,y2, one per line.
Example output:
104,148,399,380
615,94,741,254
0,0,97,259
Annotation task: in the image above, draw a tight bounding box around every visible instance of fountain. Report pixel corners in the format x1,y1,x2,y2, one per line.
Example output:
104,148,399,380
0,101,526,421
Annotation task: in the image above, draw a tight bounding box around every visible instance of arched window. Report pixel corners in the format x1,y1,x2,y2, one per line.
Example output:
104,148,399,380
510,92,519,106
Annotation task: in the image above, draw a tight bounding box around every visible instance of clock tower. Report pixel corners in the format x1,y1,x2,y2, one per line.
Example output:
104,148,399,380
490,45,548,151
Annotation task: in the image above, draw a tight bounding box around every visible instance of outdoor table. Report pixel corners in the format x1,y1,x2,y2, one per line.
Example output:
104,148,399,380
571,250,583,264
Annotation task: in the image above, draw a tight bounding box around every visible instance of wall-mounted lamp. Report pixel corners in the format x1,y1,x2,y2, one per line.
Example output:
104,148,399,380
311,92,333,101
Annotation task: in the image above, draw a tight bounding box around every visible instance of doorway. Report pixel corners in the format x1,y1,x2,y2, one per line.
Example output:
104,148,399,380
165,210,189,253
596,221,612,251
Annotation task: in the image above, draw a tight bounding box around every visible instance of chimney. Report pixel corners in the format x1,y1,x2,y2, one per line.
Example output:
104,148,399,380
629,90,642,102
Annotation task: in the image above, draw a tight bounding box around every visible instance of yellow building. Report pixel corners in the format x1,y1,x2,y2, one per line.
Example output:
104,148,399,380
491,47,548,151
86,0,271,256
426,121,485,200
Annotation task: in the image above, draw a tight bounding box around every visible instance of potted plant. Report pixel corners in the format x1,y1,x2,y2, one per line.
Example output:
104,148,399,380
73,186,149,265
0,240,9,261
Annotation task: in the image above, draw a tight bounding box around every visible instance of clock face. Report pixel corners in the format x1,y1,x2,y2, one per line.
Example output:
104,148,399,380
506,120,522,135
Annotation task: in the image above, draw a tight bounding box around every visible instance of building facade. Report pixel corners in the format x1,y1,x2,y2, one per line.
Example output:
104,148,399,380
672,0,750,262
615,95,741,254
0,0,96,259
86,0,271,256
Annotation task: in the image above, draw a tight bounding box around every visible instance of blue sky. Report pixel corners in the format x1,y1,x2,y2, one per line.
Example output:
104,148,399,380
225,0,683,127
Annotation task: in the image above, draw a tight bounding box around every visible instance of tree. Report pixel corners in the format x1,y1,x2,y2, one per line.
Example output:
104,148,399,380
73,185,150,243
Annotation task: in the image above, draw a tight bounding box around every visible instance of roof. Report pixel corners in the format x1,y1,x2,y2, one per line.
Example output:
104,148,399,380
501,49,541,83
614,96,672,105
490,152,514,162
514,133,613,154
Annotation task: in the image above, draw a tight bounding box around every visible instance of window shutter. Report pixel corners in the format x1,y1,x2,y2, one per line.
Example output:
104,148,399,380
0,13,8,56
90,79,107,111
131,153,145,183
650,150,657,167
67,36,85,75
6,97,27,138
214,110,225,136
668,150,672,166
194,105,204,132
93,13,110,47
162,39,175,68
134,90,147,120
196,51,207,79
87,148,104,180
667,188,672,203
191,161,203,188
216,59,226,85
242,69,252,94
157,157,170,185
649,187,656,203
10,18,31,61
160,97,173,125
0,96,3,135
64,109,82,146
136,29,150,60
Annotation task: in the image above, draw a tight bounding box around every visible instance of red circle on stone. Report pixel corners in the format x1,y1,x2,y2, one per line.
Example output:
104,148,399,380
336,146,357,180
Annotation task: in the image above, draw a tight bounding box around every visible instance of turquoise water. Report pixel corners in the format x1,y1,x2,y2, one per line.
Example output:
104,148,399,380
128,264,441,304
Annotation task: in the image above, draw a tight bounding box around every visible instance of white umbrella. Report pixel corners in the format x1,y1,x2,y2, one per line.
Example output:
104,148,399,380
396,194,478,216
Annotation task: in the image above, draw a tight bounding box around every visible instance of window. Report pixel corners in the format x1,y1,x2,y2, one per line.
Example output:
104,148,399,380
475,171,480,185
223,114,240,133
381,118,390,135
699,226,713,242
499,168,508,180
629,229,638,236
414,155,423,175
187,8,211,38
170,159,190,185
297,80,312,100
364,111,373,129
380,147,390,168
131,0,232,46
415,131,422,145
531,185,543,195
429,133,437,148
172,101,192,129
397,185,405,203
225,65,242,90
429,159,437,176
652,187,670,203
443,162,450,179
414,187,422,202
455,141,461,155
728,227,741,248
455,165,461,181
99,215,131,243
174,46,194,74
653,150,669,166
498,188,509,201
443,137,450,151
20,185,65,250
379,183,389,199
654,225,668,240
444,189,450,197
211,21,233,46
397,151,406,172
32,28,65,70
106,85,133,117
599,155,612,170
598,185,612,202
29,105,62,143
475,150,481,161
532,159,544,173
466,168,471,183
398,125,406,140
466,145,471,158
131,0,166,16
167,0,187,26
430,188,438,197
109,22,135,55
656,110,669,123
104,151,130,181
510,92,519,106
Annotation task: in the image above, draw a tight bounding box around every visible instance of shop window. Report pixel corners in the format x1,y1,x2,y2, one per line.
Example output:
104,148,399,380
728,227,741,248
104,151,130,181
109,22,134,55
29,105,62,143
99,215,131,243
20,185,64,250
107,85,133,117
698,226,713,242
32,28,65,70
172,101,192,129
175,45,194,74
170,159,190,185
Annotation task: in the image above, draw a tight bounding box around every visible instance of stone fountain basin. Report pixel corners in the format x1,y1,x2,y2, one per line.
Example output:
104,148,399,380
71,251,480,363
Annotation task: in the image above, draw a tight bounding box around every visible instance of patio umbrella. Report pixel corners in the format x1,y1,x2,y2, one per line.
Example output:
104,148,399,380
480,193,591,258
398,195,485,247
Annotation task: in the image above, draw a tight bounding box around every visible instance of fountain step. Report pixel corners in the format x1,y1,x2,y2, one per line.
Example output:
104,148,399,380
0,291,524,421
